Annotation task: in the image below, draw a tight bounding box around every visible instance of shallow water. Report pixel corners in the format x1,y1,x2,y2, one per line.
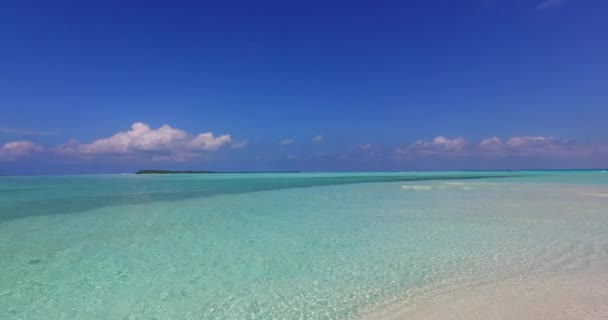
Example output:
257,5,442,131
1,171,607,319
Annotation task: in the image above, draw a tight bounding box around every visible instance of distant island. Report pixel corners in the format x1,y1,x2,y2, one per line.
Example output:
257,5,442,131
136,170,301,174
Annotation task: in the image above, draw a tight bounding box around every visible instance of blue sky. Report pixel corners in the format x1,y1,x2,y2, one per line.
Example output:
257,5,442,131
1,0,607,174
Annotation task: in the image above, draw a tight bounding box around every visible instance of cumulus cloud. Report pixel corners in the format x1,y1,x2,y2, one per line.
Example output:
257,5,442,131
396,136,468,158
279,138,294,146
537,0,565,10
312,135,323,142
86,122,188,155
54,122,234,161
6,126,605,166
0,140,43,161
431,136,468,151
477,136,585,157
188,132,232,151
357,143,372,151
479,136,503,151
506,136,560,148
394,135,600,160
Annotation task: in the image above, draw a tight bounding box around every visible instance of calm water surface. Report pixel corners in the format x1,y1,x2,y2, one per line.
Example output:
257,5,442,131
1,171,607,319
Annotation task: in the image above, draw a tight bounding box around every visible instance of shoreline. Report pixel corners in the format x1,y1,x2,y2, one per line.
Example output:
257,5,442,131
363,269,608,320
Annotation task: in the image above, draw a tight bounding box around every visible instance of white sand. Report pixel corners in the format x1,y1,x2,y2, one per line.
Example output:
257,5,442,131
585,193,608,198
366,271,608,320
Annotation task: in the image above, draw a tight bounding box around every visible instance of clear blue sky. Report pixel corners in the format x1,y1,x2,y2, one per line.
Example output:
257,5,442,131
1,0,607,174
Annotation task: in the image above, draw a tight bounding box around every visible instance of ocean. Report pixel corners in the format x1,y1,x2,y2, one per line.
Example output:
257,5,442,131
1,171,607,319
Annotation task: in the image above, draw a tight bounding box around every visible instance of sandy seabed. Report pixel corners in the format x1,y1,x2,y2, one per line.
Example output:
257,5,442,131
365,270,608,320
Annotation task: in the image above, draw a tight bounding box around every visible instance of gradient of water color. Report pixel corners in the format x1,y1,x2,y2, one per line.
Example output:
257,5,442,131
1,171,607,319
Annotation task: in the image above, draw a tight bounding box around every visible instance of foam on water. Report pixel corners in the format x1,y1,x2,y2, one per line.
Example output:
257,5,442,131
1,171,607,319
400,185,433,190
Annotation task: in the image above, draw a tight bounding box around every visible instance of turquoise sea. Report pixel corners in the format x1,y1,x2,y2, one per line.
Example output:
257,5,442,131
1,171,608,319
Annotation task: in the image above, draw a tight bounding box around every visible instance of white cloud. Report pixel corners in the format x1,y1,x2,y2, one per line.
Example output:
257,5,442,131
479,136,503,151
54,122,234,161
188,132,232,151
477,136,579,157
84,122,188,155
431,136,468,151
312,135,323,142
394,135,606,160
537,0,565,10
279,138,294,146
397,136,468,158
357,143,372,151
505,136,560,148
9,126,606,165
0,140,43,161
